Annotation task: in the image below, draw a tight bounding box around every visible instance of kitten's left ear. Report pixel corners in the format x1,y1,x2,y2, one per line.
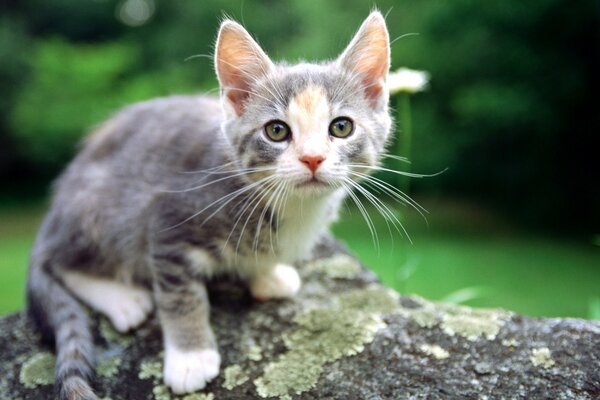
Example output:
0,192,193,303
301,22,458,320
337,11,390,109
215,20,274,116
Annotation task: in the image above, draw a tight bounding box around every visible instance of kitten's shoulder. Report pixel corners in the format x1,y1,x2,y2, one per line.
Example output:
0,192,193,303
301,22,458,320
82,95,222,160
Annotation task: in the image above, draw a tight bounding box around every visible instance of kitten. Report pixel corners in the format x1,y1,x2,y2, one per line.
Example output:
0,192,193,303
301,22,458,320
27,11,392,399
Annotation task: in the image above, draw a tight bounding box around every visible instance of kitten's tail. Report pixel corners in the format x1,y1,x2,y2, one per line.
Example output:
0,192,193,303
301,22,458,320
27,258,97,400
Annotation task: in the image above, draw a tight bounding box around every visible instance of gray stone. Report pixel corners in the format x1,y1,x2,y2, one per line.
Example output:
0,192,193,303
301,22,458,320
1,237,599,399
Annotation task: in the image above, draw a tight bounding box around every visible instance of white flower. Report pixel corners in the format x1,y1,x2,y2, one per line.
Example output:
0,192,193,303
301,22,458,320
388,67,429,95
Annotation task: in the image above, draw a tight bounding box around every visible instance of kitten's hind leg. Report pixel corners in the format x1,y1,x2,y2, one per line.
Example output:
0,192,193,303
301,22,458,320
62,272,153,332
249,263,301,301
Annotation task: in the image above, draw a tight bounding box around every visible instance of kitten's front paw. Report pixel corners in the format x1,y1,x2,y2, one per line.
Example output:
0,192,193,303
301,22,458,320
163,347,221,394
250,263,301,301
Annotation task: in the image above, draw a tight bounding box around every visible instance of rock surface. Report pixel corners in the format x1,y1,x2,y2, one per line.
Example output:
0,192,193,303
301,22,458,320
1,237,599,400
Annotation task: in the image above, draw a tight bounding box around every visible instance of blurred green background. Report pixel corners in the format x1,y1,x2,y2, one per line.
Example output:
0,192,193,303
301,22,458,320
0,0,598,318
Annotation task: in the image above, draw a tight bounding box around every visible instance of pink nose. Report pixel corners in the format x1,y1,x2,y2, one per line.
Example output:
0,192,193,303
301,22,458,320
299,155,325,174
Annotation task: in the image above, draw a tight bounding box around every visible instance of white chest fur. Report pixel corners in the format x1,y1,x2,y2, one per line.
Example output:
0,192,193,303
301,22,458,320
211,188,345,276
275,188,345,264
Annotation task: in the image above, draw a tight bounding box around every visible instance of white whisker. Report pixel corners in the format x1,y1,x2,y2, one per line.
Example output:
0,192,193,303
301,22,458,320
223,176,279,254
161,175,275,232
340,180,380,253
347,164,448,179
347,169,429,220
235,178,279,258
163,166,278,193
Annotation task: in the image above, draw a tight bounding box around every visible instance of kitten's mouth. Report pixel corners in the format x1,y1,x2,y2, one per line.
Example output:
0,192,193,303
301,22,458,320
296,177,328,189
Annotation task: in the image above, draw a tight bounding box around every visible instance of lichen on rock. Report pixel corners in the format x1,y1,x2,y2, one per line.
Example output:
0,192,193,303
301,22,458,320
152,384,172,400
138,358,163,381
420,343,450,360
304,254,362,279
396,296,511,341
246,344,263,361
19,352,56,389
96,355,122,378
337,286,400,314
437,302,511,341
223,364,249,390
182,394,214,400
254,287,397,399
99,318,134,347
530,347,555,369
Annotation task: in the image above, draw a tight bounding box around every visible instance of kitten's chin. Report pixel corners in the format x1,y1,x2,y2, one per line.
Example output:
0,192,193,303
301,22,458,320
294,178,336,197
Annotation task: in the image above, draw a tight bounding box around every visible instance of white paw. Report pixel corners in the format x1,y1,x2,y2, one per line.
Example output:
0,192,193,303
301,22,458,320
62,272,153,333
163,347,221,394
250,264,301,301
107,287,154,332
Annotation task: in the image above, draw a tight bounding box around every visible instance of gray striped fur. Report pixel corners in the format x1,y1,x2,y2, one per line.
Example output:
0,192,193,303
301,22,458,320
26,12,392,398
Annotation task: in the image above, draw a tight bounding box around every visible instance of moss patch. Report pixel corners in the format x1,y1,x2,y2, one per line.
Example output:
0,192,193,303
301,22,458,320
138,359,163,381
530,347,555,369
182,394,214,400
337,287,399,314
397,297,511,341
152,384,171,400
19,352,56,389
99,318,134,347
246,344,263,361
223,364,249,390
420,344,450,360
304,254,361,279
254,287,395,399
97,356,122,378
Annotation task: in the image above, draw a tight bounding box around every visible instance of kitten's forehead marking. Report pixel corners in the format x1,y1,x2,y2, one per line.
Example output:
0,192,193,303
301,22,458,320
287,85,330,147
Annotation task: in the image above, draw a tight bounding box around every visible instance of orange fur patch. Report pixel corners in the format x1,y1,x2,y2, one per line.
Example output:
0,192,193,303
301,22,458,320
288,85,329,138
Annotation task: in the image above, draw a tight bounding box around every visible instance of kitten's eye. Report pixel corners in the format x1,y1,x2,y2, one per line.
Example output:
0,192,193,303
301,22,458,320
329,117,354,138
264,120,291,142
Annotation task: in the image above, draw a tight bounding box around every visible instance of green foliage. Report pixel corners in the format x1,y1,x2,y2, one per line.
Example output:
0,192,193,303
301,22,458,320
0,0,597,229
0,18,30,118
10,38,198,166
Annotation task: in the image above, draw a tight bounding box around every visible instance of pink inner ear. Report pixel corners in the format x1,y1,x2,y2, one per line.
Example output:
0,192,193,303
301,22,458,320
364,82,383,106
218,56,253,116
339,13,390,108
226,89,248,116
216,22,273,116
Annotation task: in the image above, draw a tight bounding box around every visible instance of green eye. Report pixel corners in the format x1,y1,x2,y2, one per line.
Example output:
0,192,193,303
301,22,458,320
264,120,291,142
329,117,354,138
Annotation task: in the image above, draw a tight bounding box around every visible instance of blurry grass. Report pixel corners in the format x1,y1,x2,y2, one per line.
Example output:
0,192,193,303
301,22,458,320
333,198,600,320
0,203,44,315
0,200,599,319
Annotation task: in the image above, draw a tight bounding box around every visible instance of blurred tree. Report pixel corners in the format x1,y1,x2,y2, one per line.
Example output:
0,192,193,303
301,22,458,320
0,0,597,232
9,38,199,166
391,0,600,231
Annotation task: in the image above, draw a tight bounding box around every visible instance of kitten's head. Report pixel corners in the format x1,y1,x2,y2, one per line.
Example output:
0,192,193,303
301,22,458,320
215,12,392,196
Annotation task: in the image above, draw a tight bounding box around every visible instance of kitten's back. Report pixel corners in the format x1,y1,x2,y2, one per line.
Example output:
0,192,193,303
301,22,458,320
78,95,226,180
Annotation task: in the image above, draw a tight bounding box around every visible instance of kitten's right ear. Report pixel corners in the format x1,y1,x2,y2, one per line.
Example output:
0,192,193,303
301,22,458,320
337,12,390,110
215,20,274,116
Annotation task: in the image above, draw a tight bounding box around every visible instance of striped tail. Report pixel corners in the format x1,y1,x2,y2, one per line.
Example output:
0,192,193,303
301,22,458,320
27,259,98,400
